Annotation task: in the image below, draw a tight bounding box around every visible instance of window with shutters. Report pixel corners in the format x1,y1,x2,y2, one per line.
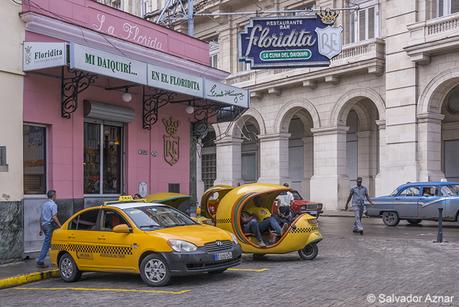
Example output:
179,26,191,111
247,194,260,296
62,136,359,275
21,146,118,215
346,0,379,44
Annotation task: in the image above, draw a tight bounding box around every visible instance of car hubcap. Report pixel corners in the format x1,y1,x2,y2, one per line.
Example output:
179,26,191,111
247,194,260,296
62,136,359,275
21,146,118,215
144,259,166,283
385,213,396,223
60,258,73,279
302,245,313,256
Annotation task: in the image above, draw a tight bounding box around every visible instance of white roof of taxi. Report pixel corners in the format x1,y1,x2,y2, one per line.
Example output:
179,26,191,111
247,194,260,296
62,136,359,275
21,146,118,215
107,202,165,209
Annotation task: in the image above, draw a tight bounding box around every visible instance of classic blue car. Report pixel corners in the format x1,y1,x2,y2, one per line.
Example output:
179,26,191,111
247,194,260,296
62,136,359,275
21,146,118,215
366,182,459,226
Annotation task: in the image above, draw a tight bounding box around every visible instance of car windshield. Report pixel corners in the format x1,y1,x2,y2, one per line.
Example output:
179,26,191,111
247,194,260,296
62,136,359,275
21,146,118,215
448,184,459,195
123,205,195,230
291,191,302,200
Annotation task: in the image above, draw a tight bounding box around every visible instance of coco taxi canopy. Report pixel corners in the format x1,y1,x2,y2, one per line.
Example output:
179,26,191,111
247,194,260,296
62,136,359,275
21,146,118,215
23,41,250,109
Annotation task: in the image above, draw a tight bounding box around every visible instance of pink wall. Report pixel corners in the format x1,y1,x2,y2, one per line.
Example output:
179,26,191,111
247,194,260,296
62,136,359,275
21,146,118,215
23,0,210,66
24,72,192,199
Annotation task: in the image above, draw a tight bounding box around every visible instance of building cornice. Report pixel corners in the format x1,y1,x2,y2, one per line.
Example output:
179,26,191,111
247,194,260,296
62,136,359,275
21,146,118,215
21,12,229,81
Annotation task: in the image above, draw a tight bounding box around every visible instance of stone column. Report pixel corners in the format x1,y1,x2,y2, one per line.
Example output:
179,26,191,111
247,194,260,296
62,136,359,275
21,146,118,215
302,136,314,199
375,120,386,196
258,133,290,184
195,139,205,202
310,126,349,210
357,130,371,191
417,112,445,181
214,136,242,187
383,1,419,195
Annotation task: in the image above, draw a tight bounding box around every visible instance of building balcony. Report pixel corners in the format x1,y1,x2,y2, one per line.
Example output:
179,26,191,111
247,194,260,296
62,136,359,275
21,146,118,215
405,13,459,64
226,38,385,94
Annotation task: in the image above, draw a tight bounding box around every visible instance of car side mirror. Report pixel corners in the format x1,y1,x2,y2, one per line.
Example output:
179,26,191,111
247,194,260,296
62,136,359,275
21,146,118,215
113,224,131,233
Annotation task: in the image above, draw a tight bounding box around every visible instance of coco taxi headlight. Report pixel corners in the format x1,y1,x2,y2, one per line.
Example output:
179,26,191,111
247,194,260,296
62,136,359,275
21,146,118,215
168,239,198,252
230,233,239,245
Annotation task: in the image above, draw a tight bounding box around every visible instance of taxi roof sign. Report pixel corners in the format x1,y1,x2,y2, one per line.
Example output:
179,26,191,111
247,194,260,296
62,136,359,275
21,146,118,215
119,195,134,201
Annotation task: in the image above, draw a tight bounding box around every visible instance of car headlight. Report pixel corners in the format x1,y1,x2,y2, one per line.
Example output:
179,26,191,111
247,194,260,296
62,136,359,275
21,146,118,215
168,239,198,252
230,233,239,245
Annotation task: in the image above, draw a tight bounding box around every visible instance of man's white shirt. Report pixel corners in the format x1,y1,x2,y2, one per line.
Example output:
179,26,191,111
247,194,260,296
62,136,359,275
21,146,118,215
277,191,294,207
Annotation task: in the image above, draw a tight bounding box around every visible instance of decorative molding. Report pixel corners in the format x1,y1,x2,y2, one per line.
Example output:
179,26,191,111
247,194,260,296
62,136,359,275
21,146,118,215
311,126,349,136
61,68,97,119
142,88,176,130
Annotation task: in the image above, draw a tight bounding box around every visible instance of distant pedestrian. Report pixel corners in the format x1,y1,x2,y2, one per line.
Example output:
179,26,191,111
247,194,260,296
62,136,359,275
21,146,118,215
276,183,294,207
36,190,61,268
344,177,374,235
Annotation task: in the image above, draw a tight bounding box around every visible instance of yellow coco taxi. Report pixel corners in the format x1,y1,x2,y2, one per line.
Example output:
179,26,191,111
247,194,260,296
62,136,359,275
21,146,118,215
200,183,323,260
50,198,242,287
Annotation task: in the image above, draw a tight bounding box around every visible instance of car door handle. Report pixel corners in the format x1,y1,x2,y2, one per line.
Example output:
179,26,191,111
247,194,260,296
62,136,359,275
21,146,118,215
67,235,75,239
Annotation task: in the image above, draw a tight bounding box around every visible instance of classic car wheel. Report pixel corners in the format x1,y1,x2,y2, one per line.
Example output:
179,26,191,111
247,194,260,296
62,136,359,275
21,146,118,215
140,254,171,287
298,243,318,260
382,211,400,226
407,219,422,225
59,253,81,282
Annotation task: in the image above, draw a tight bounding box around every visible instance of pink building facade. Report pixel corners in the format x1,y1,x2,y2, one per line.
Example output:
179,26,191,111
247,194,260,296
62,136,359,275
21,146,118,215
19,0,248,255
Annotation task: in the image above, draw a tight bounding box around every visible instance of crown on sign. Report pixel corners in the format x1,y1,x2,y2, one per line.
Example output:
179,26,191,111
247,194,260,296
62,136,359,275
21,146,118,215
163,116,179,136
317,8,339,25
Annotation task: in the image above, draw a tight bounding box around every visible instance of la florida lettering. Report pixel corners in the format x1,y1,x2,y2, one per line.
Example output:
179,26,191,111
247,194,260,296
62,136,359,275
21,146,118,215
84,53,138,76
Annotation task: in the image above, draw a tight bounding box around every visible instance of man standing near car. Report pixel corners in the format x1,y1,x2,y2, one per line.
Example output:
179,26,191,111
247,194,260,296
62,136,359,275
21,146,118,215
344,177,374,235
276,183,294,208
36,190,61,268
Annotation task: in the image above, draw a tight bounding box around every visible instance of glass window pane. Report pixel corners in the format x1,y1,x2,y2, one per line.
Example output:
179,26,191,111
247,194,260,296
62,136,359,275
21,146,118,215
368,7,375,39
23,125,46,194
439,0,444,16
241,152,257,182
84,123,101,194
452,0,459,13
75,209,99,230
103,125,122,194
359,10,366,41
101,210,128,231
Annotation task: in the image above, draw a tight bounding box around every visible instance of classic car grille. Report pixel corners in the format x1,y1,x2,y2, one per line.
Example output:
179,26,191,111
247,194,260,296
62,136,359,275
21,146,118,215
204,240,233,252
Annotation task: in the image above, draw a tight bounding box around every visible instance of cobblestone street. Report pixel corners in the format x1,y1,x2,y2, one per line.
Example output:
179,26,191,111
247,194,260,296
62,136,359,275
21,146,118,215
1,217,458,307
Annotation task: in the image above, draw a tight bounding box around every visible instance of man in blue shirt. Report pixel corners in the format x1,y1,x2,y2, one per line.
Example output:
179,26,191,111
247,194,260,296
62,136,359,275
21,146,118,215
344,177,374,235
36,190,61,268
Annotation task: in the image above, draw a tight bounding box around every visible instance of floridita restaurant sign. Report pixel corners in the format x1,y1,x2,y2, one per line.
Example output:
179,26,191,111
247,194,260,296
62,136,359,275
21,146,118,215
239,9,343,68
23,42,66,71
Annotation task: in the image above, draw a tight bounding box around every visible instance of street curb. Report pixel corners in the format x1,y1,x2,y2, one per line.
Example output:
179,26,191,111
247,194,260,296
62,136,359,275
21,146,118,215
0,269,59,289
321,211,355,218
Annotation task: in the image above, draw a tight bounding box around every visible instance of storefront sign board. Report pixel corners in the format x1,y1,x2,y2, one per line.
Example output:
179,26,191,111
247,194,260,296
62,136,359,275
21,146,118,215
204,80,250,108
23,42,67,71
147,65,204,98
239,12,343,68
69,43,147,85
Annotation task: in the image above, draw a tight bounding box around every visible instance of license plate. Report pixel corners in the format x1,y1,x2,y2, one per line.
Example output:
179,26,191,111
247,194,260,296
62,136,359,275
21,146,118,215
214,251,232,261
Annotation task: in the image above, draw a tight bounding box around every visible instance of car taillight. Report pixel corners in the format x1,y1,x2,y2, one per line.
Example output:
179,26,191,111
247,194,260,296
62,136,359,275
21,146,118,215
309,218,318,225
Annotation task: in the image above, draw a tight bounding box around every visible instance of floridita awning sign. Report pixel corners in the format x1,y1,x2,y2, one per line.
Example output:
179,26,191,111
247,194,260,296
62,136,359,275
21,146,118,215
239,9,343,68
23,42,249,108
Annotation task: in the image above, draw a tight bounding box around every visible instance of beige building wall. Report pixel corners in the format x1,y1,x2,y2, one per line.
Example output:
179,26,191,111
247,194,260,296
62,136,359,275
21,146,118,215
0,1,25,262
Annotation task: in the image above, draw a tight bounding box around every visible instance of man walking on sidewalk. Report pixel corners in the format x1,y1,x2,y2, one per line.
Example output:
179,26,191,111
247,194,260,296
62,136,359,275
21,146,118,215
344,177,374,235
36,190,61,268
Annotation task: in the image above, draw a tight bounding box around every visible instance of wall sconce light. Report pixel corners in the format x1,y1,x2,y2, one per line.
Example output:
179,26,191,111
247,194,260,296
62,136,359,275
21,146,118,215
185,105,194,114
122,88,132,103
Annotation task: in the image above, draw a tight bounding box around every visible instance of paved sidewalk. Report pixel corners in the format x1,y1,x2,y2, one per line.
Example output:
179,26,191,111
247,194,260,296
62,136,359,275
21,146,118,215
0,259,58,289
321,209,354,217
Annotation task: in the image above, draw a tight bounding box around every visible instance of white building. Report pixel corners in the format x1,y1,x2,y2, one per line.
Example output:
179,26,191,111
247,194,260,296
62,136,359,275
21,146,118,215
107,0,459,210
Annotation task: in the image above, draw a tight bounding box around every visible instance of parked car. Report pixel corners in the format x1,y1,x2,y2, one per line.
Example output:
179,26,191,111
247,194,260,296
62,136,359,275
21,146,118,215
366,182,459,226
51,197,241,287
289,190,323,217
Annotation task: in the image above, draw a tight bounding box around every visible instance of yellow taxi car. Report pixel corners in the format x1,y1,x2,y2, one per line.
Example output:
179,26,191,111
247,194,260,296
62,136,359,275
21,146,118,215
50,197,242,287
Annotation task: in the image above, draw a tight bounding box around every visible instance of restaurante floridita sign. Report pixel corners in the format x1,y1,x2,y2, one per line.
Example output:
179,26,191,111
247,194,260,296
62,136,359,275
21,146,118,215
239,10,343,68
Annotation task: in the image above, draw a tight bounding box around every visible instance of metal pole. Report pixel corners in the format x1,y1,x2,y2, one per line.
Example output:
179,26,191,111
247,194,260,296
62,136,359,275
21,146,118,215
435,207,444,243
188,0,194,36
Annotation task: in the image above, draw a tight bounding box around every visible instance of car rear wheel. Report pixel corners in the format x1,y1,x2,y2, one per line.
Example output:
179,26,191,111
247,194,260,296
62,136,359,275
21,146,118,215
298,243,318,260
140,254,171,287
407,219,422,225
382,211,400,226
59,253,81,282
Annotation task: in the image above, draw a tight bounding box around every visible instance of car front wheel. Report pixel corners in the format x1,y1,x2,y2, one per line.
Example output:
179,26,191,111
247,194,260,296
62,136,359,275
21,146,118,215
382,211,400,226
140,254,171,287
59,253,81,282
298,243,318,260
407,219,422,225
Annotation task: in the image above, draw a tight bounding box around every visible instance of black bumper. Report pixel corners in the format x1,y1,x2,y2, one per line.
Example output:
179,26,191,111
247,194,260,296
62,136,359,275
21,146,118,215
161,244,242,276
